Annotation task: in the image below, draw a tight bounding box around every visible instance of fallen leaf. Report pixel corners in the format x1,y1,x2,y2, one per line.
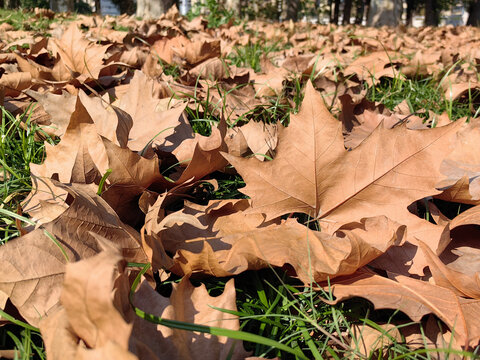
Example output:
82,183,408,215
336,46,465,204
132,277,250,359
147,200,404,283
325,268,480,348
53,23,110,80
117,71,192,154
0,183,147,325
349,323,401,358
224,81,462,276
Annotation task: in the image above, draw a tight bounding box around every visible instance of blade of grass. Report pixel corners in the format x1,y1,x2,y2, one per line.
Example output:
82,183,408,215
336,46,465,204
129,263,309,360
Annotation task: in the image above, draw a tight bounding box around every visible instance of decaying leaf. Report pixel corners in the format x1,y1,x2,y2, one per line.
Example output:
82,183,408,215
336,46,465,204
40,244,249,359
325,268,480,348
144,199,405,283
4,14,480,358
0,183,147,326
224,81,462,275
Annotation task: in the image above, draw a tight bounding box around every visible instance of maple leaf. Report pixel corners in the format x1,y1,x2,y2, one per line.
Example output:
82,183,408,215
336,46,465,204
223,81,463,274
0,183,147,326
53,23,110,80
117,71,192,154
144,200,404,283
325,268,480,348
40,244,249,360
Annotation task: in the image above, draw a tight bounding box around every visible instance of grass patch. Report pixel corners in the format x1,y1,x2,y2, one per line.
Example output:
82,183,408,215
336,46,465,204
0,9,56,33
367,76,478,121
0,104,50,359
0,105,54,243
228,41,283,73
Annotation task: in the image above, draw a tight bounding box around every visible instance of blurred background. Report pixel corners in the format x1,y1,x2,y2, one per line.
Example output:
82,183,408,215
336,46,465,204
0,0,476,27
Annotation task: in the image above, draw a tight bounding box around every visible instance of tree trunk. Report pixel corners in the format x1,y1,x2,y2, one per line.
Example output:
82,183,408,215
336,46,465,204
332,0,340,24
367,0,402,26
328,0,334,22
136,0,176,19
49,0,74,12
406,0,414,25
4,0,20,8
113,0,136,15
467,0,480,26
354,0,365,24
285,0,300,21
94,0,101,14
424,0,438,26
343,0,353,24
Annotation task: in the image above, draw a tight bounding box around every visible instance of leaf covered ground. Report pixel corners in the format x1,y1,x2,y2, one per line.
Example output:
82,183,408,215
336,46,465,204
1,6,480,359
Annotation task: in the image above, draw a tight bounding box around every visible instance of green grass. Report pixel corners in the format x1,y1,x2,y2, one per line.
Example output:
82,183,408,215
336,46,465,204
0,105,54,243
2,17,480,359
367,76,479,122
0,104,50,358
227,41,283,73
0,9,56,33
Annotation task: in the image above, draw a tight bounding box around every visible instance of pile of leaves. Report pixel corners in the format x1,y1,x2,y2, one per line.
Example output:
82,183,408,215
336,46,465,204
2,5,480,359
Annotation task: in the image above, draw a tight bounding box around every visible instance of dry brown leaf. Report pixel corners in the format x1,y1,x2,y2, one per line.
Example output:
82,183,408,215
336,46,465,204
1,182,147,326
238,120,278,161
401,315,459,360
99,136,171,224
132,277,250,359
0,72,32,96
443,81,480,102
150,36,190,64
224,81,462,275
146,199,404,283
339,94,427,149
436,118,480,204
29,94,109,184
39,309,79,360
325,268,480,348
26,90,76,137
39,247,139,360
60,239,133,350
189,57,228,81
118,71,192,154
53,23,110,80
172,38,221,67
171,121,228,184
349,323,401,358
42,242,248,359
418,240,480,299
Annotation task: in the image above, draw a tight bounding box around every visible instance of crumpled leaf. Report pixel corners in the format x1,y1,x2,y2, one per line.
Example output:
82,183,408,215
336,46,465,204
132,278,249,359
99,136,171,224
40,243,249,360
117,71,192,154
39,245,139,360
171,121,228,184
224,81,462,275
325,268,480,348
146,199,405,283
0,183,146,326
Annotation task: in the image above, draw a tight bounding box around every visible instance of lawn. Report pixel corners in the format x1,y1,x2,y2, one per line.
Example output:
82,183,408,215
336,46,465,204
1,6,480,360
